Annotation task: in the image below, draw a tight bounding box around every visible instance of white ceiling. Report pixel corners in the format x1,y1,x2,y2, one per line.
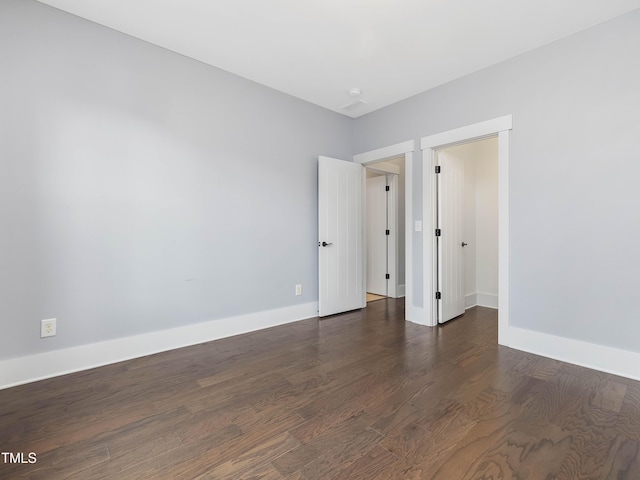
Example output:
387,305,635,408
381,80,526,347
37,0,640,118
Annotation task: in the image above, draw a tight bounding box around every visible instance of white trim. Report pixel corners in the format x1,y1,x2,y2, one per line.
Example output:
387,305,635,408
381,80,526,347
420,115,513,150
366,163,400,176
397,284,406,297
464,293,477,309
422,115,511,329
0,302,318,390
464,293,498,310
354,140,414,165
465,293,498,310
505,326,640,382
353,142,419,323
477,293,498,309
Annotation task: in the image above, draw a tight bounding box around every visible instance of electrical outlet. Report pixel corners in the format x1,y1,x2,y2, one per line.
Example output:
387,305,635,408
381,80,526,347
41,318,57,338
295,284,302,296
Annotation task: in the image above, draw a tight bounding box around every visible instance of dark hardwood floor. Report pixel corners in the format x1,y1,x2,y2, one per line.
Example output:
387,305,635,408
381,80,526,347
2,299,639,479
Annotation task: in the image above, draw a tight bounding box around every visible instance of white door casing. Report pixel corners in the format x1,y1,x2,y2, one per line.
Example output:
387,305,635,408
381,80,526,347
366,175,388,296
437,150,465,323
421,114,511,337
318,156,366,316
353,140,416,322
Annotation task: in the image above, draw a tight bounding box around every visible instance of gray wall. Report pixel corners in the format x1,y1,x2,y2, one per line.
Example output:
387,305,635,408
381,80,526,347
0,0,352,360
3,0,639,362
354,9,640,352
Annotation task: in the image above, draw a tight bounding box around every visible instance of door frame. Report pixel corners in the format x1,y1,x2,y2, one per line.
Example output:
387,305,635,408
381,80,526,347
421,115,512,343
354,140,416,322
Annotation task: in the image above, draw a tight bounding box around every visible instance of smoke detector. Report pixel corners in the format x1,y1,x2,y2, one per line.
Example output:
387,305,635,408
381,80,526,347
340,88,367,110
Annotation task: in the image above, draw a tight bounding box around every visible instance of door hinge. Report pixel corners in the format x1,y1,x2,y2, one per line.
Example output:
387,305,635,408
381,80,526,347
385,185,390,191
435,166,441,174
435,291,441,300
435,229,441,237
385,229,390,235
385,274,390,279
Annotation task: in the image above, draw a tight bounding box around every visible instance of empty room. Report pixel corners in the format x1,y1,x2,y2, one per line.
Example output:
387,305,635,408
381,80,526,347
2,0,640,478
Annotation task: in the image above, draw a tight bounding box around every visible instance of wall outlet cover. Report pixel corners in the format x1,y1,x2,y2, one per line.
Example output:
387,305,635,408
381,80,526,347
41,318,57,338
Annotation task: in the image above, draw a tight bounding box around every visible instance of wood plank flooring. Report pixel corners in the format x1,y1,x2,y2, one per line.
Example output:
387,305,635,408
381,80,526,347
366,293,386,303
2,299,640,479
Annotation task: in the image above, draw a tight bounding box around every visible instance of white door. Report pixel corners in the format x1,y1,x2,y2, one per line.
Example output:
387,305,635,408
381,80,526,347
366,175,388,296
437,150,465,323
318,156,365,316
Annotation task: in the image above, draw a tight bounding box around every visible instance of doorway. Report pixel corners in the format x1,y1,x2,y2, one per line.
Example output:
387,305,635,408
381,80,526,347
435,136,499,323
422,114,512,339
317,147,411,318
365,159,403,303
366,172,389,301
353,140,415,321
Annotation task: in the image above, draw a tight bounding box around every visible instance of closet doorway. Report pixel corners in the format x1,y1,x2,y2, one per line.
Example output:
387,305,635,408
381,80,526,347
365,158,404,303
435,137,499,323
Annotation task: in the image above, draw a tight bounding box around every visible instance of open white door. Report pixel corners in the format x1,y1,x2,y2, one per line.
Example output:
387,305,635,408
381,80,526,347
318,156,365,316
366,175,388,296
437,150,465,323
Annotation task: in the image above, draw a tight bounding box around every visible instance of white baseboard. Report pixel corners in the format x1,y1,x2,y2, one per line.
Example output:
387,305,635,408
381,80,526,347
0,302,319,390
465,292,498,310
477,293,498,309
396,284,406,298
503,325,640,382
464,293,477,309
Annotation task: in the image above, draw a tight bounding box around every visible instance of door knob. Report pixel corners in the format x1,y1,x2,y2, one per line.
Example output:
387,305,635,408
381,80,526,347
319,241,334,247
461,242,468,247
